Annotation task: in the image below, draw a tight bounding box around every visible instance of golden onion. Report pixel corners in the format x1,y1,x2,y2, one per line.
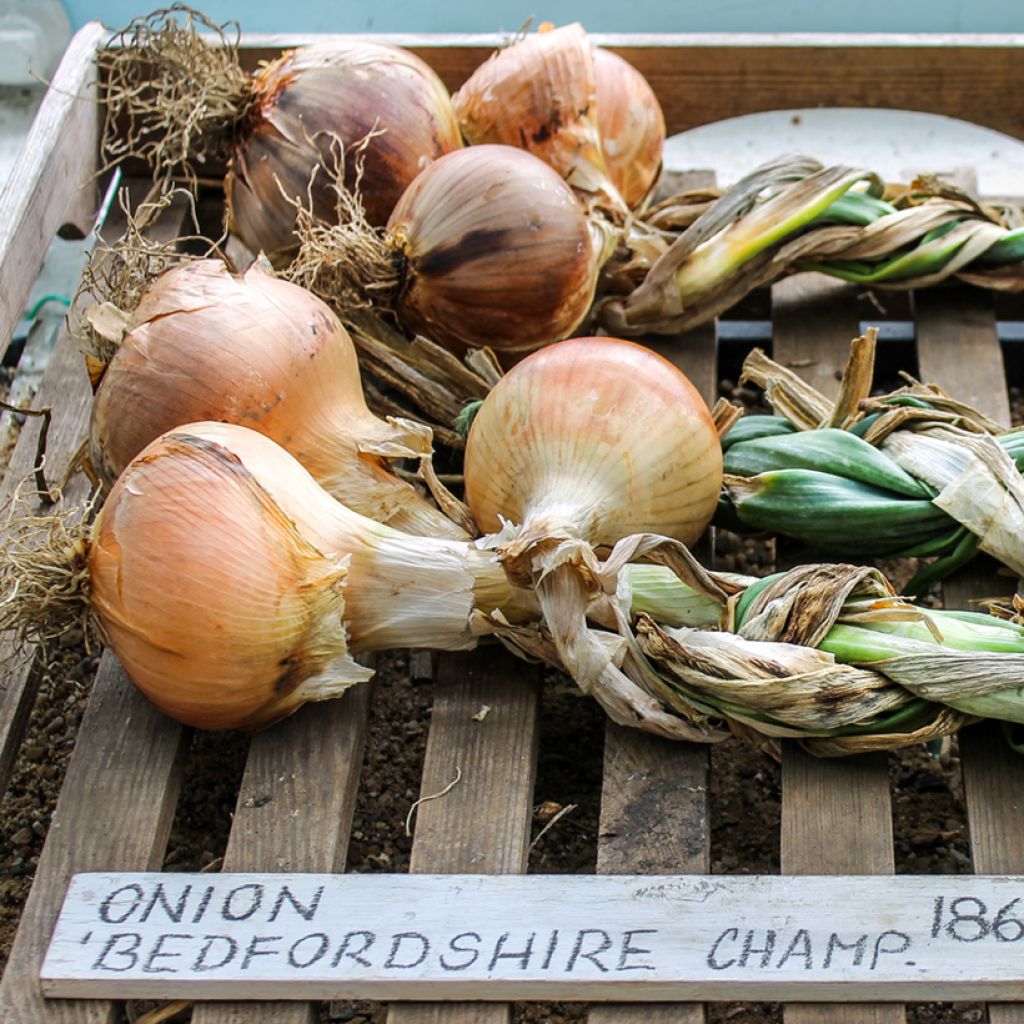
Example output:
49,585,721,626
463,335,725,741
90,422,536,730
451,23,625,212
464,336,723,552
290,144,612,357
89,259,466,539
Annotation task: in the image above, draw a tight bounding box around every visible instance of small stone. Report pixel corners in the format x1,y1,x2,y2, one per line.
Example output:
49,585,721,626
10,827,32,846
22,745,45,762
58,628,84,649
31,821,46,838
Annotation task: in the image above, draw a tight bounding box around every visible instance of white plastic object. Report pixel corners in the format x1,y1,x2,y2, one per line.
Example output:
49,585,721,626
0,0,71,86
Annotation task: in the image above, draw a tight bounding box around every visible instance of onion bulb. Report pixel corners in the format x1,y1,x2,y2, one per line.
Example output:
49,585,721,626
465,336,723,556
463,336,724,742
89,259,467,540
593,47,665,210
89,421,536,730
451,24,628,213
292,144,613,356
227,41,462,264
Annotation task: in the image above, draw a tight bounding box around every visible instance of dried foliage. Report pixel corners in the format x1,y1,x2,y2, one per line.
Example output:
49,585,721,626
98,4,251,185
0,477,96,653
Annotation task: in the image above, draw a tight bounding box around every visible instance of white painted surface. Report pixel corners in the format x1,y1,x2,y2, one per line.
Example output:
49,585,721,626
41,872,1024,1002
664,107,1024,196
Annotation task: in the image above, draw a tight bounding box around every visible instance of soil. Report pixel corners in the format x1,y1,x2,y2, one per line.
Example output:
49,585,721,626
0,361,1019,1024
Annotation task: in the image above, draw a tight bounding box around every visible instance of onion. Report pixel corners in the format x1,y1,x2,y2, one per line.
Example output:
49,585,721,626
593,48,665,210
451,24,626,212
99,11,461,264
88,259,467,540
291,144,612,356
89,421,536,730
463,336,724,741
226,41,462,263
464,336,722,555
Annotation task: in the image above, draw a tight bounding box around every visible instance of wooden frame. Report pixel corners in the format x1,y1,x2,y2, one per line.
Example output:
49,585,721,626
0,23,1022,1023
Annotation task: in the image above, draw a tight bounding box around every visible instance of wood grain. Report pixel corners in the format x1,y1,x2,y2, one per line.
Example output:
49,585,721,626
773,273,903,1024
592,169,716,1024
914,284,1024,1024
0,180,192,805
0,653,187,1023
388,648,541,1024
231,35,1024,142
189,680,373,1024
0,22,105,357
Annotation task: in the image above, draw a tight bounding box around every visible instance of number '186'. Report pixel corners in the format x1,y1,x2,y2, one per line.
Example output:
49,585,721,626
931,896,1024,943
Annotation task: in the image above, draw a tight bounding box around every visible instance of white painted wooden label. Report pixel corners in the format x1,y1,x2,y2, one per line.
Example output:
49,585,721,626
41,872,1024,1002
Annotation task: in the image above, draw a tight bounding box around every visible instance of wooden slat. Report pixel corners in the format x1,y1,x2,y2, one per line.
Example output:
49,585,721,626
914,284,1024,1024
591,187,716,1024
0,181,192,804
0,22,105,355
189,681,373,1024
232,34,1024,142
590,729,708,1024
773,273,903,1024
0,327,95,801
388,648,541,1024
0,653,187,1023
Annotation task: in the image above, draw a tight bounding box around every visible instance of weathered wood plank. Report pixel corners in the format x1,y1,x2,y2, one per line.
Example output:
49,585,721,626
231,35,1024,142
0,653,188,1023
42,871,1024,1002
0,327,94,802
388,648,541,1024
773,273,903,1024
591,728,708,1024
0,180,192,805
914,284,1024,1024
591,171,716,1024
0,22,105,356
189,681,373,1024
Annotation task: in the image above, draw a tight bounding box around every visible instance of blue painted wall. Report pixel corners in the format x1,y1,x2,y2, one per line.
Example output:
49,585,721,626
60,0,1024,34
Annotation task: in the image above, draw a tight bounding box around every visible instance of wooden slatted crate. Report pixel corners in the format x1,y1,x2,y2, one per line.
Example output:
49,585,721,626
1,24,1023,1024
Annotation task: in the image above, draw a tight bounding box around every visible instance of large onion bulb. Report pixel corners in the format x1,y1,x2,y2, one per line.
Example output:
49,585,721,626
90,422,534,730
451,23,624,211
388,145,607,353
89,259,466,539
463,336,725,742
465,336,722,551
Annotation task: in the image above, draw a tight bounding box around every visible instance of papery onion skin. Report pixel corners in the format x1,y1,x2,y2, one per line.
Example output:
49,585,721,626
89,431,369,731
89,259,465,540
388,145,598,354
89,422,537,730
464,336,723,547
451,24,621,207
593,48,665,209
226,42,462,265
